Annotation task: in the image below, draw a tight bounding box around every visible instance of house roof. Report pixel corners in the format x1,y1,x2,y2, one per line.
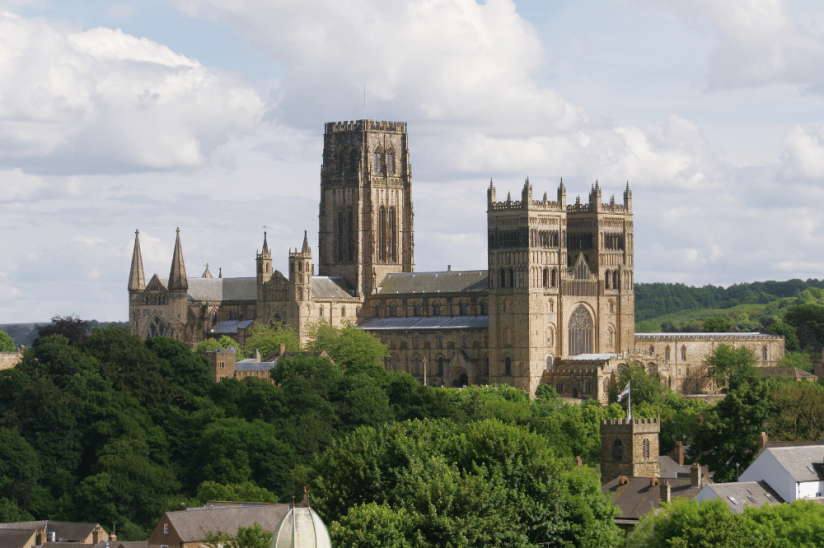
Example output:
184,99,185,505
375,270,488,295
210,320,255,335
659,456,690,479
93,542,148,548
236,361,276,372
699,481,783,514
601,477,700,521
359,315,489,331
0,521,99,542
0,529,36,548
763,445,824,482
165,504,291,542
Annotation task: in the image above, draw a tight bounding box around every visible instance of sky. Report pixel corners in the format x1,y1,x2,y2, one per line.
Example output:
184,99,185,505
1,0,824,322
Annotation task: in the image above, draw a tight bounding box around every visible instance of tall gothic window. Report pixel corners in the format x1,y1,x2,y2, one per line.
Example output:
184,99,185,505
433,302,441,316
148,317,167,337
504,357,511,376
613,439,623,462
437,356,444,376
374,150,383,172
413,356,421,375
642,439,650,459
379,207,387,262
568,305,593,356
389,206,397,262
349,149,359,173
459,301,468,315
337,210,344,262
386,150,395,175
347,209,355,261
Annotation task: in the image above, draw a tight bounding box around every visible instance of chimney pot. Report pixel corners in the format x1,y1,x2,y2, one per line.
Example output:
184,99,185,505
660,481,671,503
673,441,684,466
691,462,703,488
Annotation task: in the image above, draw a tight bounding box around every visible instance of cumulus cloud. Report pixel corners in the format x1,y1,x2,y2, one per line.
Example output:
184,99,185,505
0,12,265,174
633,0,824,92
781,125,824,180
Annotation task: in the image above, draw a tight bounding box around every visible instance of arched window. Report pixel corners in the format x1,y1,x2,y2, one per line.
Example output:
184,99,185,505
349,149,359,173
413,356,421,375
148,316,167,337
649,345,654,355
548,300,554,313
389,304,397,317
585,380,591,393
543,268,549,288
642,439,650,459
762,346,767,361
605,269,611,290
386,150,395,175
681,346,687,361
374,150,383,172
379,206,387,262
341,306,346,317
499,269,506,289
438,334,443,348
459,301,468,315
374,305,380,317
480,300,489,315
413,303,422,316
299,261,303,272
432,302,441,316
319,306,324,317
613,439,623,462
391,354,399,371
484,356,489,376
347,209,355,261
546,356,553,371
337,210,345,261
504,357,512,376
607,326,614,347
551,268,557,287
665,346,671,361
338,150,346,172
437,356,444,376
389,206,397,263
508,269,514,288
613,271,619,290
568,305,594,356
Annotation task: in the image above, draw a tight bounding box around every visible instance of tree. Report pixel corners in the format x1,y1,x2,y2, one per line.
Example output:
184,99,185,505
196,336,240,353
690,382,771,482
777,350,813,371
608,361,668,409
34,315,90,346
206,523,273,548
703,316,731,333
628,497,748,548
244,321,300,358
784,303,824,346
195,481,277,505
0,330,15,351
767,320,801,353
704,344,757,391
306,321,388,371
768,381,824,442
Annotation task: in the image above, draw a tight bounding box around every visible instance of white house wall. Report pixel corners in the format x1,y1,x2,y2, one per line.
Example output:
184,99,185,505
739,451,799,503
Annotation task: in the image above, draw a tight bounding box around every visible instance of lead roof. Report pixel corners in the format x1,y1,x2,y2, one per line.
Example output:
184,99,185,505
359,316,489,331
375,270,488,295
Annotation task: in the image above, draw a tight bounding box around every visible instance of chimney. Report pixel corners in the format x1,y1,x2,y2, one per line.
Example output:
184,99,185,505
448,265,451,271
672,441,684,466
279,343,286,356
758,431,768,451
660,482,671,503
691,462,702,488
575,456,583,467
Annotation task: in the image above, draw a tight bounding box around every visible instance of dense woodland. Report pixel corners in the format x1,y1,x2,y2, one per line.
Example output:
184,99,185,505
3,317,824,546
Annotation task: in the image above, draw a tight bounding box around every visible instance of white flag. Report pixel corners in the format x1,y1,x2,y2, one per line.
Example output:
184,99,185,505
617,382,630,402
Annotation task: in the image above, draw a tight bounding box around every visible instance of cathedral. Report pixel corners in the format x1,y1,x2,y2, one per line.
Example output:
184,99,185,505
128,119,784,400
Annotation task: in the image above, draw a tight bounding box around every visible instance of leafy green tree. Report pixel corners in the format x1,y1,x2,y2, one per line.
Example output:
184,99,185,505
777,350,813,371
691,382,771,482
767,320,801,352
206,522,273,548
608,361,668,409
628,497,748,548
245,321,300,358
311,419,621,548
146,336,213,399
703,316,732,333
306,321,388,371
34,315,90,346
767,381,824,442
784,303,824,345
196,336,240,353
744,499,824,547
339,374,393,430
195,481,277,505
705,344,757,391
0,330,15,351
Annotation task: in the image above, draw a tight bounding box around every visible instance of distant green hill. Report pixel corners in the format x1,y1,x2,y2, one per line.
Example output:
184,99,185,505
635,279,824,333
0,320,128,348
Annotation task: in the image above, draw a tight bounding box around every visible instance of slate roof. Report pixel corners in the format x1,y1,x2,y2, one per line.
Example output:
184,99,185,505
236,361,276,372
0,521,99,542
659,456,690,479
601,477,700,521
93,542,148,548
0,529,36,548
376,270,488,295
699,481,783,514
359,316,489,331
156,277,257,302
210,320,255,335
166,504,291,542
312,276,358,299
764,446,824,482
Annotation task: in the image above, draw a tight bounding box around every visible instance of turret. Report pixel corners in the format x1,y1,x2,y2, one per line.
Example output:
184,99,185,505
168,228,188,291
623,181,632,211
257,232,273,285
589,180,601,211
289,231,313,301
521,178,532,208
202,264,213,278
128,229,145,292
557,178,566,208
487,179,496,206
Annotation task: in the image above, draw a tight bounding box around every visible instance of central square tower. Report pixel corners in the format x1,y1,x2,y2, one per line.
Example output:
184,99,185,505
318,120,414,296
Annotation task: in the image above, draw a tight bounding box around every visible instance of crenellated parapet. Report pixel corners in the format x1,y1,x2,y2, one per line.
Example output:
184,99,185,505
325,120,407,134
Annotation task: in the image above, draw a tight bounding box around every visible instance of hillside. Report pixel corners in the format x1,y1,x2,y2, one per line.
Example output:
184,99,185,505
0,320,128,347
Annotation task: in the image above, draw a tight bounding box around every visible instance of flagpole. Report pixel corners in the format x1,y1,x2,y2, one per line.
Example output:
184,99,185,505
628,381,632,421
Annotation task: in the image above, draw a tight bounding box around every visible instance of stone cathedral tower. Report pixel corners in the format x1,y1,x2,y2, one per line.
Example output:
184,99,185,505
486,178,634,392
318,120,414,296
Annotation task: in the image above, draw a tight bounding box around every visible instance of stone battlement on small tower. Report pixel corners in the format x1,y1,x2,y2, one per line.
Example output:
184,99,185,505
325,120,407,134
601,417,660,435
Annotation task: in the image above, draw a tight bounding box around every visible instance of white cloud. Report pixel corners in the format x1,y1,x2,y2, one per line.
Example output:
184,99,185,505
632,0,824,91
0,12,265,173
781,125,824,179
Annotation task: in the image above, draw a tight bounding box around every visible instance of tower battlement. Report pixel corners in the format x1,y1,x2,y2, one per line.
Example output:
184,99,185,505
325,120,407,134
